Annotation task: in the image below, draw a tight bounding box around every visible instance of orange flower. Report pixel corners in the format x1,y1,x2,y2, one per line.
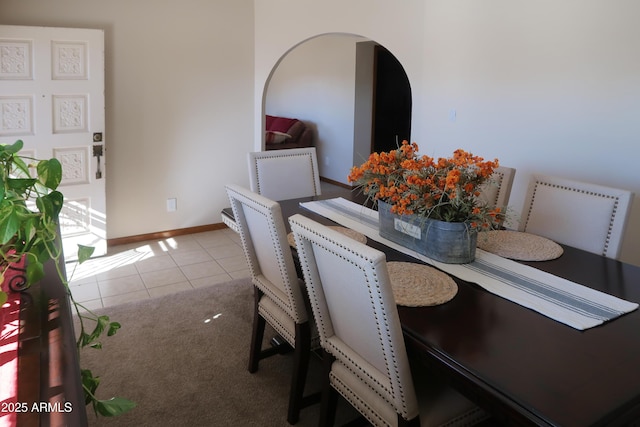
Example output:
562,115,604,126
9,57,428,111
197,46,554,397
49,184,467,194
445,170,461,189
348,142,503,228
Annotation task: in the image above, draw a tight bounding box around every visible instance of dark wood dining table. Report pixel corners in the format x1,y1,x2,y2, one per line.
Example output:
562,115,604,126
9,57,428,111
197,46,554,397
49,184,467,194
276,189,640,427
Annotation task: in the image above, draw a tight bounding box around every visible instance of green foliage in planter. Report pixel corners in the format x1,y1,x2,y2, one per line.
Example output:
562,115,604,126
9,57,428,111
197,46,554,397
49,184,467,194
0,139,63,291
0,140,135,417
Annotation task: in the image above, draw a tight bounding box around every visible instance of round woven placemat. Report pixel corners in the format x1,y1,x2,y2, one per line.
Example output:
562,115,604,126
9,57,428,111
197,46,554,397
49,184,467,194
287,226,367,248
387,262,458,307
477,230,563,261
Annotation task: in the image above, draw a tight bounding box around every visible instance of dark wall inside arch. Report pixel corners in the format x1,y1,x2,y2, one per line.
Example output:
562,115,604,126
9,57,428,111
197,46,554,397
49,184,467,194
372,46,412,153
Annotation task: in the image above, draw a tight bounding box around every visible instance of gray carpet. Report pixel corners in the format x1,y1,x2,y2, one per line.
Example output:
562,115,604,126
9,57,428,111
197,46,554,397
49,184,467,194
80,278,360,427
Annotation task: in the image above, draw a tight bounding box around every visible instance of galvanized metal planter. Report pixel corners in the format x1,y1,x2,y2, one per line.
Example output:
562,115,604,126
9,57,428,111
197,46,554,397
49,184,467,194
378,201,477,264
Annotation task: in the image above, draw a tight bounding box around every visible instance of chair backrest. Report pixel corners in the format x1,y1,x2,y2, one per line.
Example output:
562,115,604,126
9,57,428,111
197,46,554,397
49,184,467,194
289,214,419,423
520,174,633,259
478,165,516,209
248,147,321,201
225,184,308,324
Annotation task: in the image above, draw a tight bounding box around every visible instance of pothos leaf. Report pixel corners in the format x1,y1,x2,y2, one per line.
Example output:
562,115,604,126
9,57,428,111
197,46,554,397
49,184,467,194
36,158,63,190
25,259,44,284
36,191,64,217
94,397,137,417
77,244,96,264
81,315,111,349
10,155,32,177
7,178,38,193
81,369,100,405
2,139,23,154
107,322,121,336
0,208,20,244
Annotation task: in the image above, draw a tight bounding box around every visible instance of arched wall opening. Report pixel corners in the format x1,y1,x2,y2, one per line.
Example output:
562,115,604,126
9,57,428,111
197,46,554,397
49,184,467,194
261,33,412,186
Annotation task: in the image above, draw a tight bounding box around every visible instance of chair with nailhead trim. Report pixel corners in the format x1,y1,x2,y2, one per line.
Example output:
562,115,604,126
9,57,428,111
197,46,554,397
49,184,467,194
221,148,321,234
225,184,320,424
520,174,633,259
248,147,321,201
289,214,490,427
478,166,516,212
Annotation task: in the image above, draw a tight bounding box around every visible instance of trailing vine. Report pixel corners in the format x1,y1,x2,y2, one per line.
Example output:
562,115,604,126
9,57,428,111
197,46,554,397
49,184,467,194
0,139,135,417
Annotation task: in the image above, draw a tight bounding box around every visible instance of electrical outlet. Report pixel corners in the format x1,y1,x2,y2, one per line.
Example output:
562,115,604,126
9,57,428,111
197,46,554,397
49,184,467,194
167,198,177,212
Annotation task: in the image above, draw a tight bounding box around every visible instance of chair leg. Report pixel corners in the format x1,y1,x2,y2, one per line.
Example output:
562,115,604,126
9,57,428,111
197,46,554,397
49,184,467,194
397,415,420,427
248,289,318,424
287,322,312,424
248,288,266,373
319,350,338,427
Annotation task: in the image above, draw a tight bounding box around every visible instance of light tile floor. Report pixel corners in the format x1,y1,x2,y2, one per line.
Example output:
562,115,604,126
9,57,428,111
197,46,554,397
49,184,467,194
67,227,248,311
68,182,347,311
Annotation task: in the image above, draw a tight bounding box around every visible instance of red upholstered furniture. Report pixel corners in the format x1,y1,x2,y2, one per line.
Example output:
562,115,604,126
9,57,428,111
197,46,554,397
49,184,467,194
265,115,313,150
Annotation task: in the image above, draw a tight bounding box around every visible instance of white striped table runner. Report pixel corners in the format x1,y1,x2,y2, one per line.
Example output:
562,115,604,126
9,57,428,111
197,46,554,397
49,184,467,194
299,197,638,330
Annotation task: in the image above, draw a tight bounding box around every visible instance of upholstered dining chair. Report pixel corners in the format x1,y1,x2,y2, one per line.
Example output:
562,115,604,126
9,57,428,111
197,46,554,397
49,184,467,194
221,147,321,234
520,174,633,259
225,184,320,424
289,214,489,427
220,207,240,233
479,165,516,210
248,147,322,201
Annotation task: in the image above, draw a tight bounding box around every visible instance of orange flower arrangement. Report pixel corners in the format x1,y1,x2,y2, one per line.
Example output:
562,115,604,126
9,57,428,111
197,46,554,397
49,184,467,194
348,141,505,229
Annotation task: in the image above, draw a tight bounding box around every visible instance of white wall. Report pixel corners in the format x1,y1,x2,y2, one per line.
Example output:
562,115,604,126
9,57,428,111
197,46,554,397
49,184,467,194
256,0,640,266
418,1,640,265
0,0,255,239
265,35,360,183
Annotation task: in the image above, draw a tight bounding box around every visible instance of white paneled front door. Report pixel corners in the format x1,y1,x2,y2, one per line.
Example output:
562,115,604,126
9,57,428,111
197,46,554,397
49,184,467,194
0,25,106,260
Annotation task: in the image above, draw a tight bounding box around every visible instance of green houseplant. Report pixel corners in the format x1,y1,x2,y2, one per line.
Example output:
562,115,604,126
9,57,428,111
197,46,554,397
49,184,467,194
0,139,135,417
